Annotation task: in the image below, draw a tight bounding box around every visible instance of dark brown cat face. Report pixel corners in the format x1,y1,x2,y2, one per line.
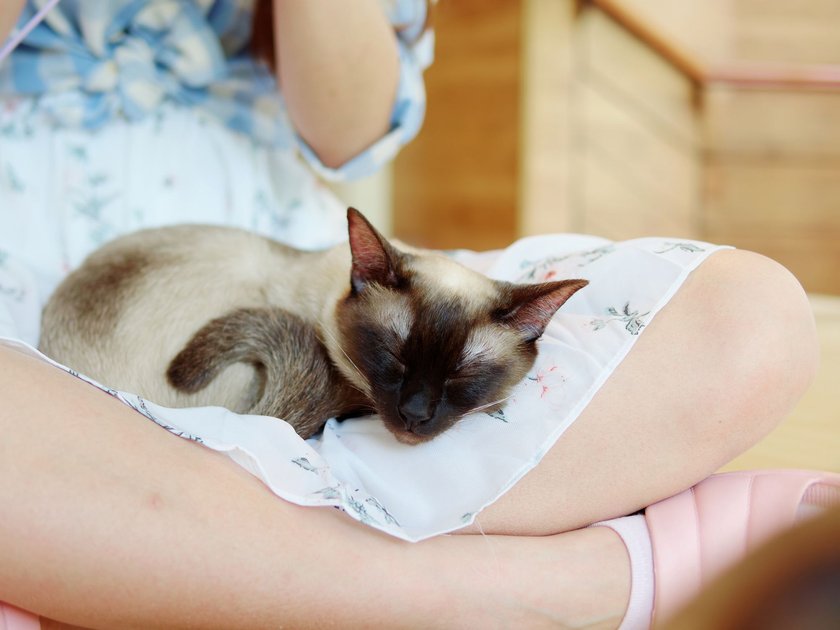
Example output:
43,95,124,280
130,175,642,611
335,209,588,445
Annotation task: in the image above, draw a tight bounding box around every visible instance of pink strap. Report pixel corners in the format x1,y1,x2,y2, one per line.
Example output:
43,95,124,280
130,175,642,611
0,603,40,630
0,0,62,64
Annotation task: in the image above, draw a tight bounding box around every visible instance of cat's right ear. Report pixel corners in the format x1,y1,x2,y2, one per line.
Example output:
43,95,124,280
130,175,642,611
347,207,401,294
500,279,589,341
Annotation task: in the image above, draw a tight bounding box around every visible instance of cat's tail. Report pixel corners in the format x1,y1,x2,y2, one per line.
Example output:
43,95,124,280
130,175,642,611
167,307,369,438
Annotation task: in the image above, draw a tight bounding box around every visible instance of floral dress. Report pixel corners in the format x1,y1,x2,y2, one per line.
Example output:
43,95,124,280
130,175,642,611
0,0,727,545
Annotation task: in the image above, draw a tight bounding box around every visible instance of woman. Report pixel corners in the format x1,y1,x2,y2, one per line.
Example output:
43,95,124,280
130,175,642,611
0,2,835,628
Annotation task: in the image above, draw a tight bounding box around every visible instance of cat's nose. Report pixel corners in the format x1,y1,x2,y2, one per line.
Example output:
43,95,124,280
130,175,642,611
398,392,436,432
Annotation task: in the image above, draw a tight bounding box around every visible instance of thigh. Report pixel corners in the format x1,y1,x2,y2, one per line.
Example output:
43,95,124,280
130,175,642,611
0,343,393,627
0,343,632,629
464,249,819,535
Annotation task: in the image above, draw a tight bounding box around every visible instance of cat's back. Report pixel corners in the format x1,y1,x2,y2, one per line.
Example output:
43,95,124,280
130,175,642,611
81,223,300,277
44,224,303,336
39,224,310,406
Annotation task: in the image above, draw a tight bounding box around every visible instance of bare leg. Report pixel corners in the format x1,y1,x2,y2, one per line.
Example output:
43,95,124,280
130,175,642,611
464,250,819,535
0,249,817,627
0,344,629,629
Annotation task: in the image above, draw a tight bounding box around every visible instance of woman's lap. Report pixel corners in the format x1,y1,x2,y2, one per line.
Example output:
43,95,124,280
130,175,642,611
2,344,625,628
1,232,736,541
0,248,818,627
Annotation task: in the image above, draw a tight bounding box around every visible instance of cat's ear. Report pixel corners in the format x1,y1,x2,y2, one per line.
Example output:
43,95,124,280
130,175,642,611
347,207,401,293
500,279,588,341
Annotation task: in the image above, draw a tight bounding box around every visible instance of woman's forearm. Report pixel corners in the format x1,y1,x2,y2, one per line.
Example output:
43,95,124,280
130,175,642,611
0,1,26,47
272,0,401,169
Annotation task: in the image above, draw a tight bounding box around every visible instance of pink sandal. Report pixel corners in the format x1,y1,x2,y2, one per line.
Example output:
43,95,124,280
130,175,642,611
645,468,840,626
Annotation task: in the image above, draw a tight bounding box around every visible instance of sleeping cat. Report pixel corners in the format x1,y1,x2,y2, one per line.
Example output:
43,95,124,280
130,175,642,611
39,208,587,444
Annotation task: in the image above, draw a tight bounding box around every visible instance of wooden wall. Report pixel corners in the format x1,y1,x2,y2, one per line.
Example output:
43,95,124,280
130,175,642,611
701,89,840,294
392,0,840,293
568,8,700,241
392,0,521,250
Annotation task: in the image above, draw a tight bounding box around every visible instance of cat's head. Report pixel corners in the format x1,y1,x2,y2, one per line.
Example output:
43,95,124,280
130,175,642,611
333,208,588,445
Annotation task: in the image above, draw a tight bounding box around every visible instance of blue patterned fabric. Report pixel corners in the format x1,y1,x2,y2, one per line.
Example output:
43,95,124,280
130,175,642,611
0,0,432,180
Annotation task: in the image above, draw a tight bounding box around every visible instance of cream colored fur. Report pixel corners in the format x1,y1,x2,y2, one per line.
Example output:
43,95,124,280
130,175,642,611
40,224,504,412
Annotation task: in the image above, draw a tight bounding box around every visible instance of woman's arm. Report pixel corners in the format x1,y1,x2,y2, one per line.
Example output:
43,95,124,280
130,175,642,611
0,1,26,45
272,0,401,169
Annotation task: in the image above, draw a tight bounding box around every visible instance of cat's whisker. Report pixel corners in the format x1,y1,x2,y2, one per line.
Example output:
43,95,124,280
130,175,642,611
318,323,371,394
459,394,514,418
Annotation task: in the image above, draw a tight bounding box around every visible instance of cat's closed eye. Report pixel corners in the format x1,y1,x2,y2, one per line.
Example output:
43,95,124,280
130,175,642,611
380,349,406,383
445,366,499,398
448,354,494,382
444,372,474,386
384,347,404,366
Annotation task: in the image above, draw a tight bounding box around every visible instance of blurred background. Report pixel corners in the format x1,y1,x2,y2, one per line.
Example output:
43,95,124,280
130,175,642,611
338,0,840,473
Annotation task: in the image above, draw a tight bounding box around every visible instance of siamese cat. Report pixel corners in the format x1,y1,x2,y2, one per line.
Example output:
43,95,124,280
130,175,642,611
39,208,587,444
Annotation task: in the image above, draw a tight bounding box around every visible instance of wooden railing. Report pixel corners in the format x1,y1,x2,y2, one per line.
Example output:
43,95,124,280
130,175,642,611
589,0,840,90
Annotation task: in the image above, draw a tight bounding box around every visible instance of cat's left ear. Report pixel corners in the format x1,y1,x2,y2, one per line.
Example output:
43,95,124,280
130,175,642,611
501,279,588,341
347,207,402,294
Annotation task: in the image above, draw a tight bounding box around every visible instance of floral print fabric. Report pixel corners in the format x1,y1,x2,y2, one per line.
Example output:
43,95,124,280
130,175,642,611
0,100,352,293
0,0,431,181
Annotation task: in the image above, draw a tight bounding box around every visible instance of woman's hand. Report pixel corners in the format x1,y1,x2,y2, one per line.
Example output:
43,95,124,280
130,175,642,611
272,0,401,169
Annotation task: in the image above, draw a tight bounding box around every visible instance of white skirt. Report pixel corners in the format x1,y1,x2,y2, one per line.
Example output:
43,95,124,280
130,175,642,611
0,101,729,541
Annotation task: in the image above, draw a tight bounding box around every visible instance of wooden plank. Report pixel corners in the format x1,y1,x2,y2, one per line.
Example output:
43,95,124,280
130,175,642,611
577,150,699,241
573,81,699,239
594,0,840,88
703,88,840,158
702,158,840,292
518,0,577,237
393,0,522,251
731,0,840,65
703,159,840,232
579,8,699,145
602,0,840,67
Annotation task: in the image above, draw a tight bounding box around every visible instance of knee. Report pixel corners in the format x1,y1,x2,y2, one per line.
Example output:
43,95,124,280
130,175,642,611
690,249,819,440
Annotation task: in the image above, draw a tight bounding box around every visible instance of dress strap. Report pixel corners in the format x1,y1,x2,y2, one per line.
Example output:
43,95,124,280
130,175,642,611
0,0,61,64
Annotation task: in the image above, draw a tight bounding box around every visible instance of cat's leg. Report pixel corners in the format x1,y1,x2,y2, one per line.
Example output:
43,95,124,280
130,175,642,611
0,343,631,629
461,249,820,535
